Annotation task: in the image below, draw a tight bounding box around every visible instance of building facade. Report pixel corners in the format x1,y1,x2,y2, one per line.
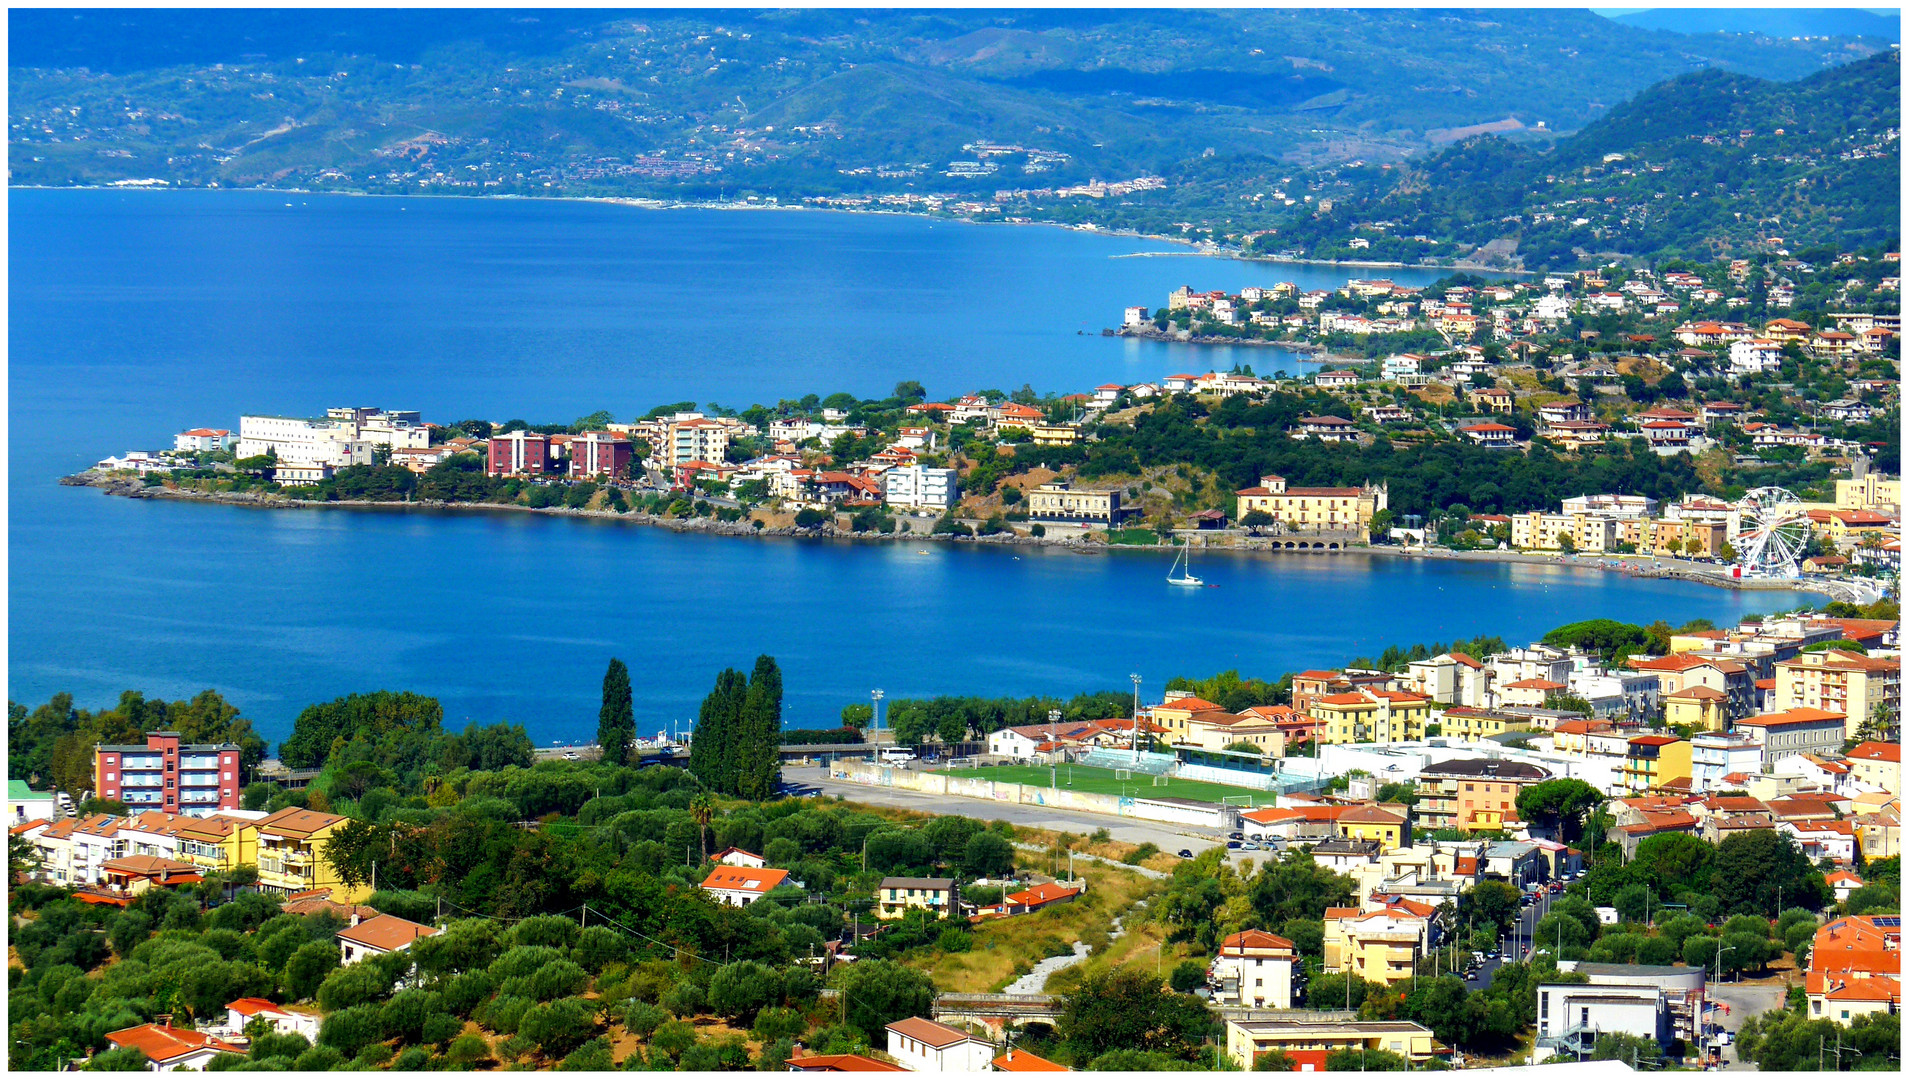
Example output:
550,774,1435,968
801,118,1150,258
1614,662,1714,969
94,733,242,816
1026,482,1123,524
1234,475,1388,533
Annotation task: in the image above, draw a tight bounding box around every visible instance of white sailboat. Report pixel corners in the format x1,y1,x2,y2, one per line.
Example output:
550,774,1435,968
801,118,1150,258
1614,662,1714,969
1167,544,1203,587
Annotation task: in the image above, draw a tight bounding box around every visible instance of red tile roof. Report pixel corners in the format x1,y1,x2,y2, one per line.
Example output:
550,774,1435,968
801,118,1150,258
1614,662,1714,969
1849,742,1901,764
106,1024,245,1064
885,1016,976,1049
787,1052,908,1072
701,866,790,895
336,913,440,953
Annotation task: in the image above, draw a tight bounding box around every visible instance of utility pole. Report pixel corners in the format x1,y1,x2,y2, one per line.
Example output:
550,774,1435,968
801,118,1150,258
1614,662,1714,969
872,689,884,737
1130,674,1143,761
1049,709,1061,790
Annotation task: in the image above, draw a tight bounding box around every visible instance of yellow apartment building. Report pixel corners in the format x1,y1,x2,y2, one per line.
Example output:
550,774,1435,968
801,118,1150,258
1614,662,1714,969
1622,736,1693,795
1775,651,1901,740
1663,685,1729,732
254,807,372,904
175,814,259,875
1314,690,1430,745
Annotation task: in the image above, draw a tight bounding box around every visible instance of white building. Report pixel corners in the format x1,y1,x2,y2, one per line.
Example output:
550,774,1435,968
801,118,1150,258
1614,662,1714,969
884,1018,995,1072
1729,339,1783,376
1381,354,1423,380
336,913,441,966
224,998,323,1040
236,415,374,467
714,847,767,869
173,428,238,453
1211,930,1298,1009
1691,732,1766,793
1560,494,1659,520
1124,306,1149,326
9,781,56,826
883,465,959,511
700,865,790,906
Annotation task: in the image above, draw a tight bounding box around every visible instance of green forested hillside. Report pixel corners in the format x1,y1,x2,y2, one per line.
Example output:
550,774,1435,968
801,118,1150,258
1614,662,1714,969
8,10,1897,266
1256,51,1900,266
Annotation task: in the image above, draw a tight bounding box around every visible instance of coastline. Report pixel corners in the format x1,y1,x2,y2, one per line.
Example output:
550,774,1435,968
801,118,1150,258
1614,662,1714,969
14,183,1519,277
63,472,1834,601
1110,325,1358,357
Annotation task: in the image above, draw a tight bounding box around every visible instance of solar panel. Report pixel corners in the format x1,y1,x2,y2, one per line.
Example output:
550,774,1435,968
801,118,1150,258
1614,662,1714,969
1872,916,1900,928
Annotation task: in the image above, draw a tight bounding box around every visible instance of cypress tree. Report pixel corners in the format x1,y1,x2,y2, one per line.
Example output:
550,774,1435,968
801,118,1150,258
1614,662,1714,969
740,655,784,801
689,669,732,791
712,668,749,796
597,659,633,767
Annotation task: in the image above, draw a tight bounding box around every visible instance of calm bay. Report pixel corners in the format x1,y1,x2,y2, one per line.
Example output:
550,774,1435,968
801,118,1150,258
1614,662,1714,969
8,190,1806,743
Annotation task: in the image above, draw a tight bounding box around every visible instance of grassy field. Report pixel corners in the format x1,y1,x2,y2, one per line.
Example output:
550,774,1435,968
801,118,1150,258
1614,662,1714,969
932,763,1274,807
903,857,1166,994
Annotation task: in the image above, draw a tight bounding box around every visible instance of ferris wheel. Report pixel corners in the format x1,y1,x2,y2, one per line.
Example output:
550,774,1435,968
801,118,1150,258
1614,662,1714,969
1734,487,1811,578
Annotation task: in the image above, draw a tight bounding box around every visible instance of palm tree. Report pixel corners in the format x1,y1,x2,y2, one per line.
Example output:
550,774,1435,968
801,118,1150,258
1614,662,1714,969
689,792,715,863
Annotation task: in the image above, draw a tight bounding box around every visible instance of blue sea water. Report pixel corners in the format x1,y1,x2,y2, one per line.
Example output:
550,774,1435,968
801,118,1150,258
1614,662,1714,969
7,189,1807,745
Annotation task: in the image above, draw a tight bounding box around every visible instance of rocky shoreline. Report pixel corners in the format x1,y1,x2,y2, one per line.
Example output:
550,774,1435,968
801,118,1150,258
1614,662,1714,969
63,471,1839,601
1109,326,1351,355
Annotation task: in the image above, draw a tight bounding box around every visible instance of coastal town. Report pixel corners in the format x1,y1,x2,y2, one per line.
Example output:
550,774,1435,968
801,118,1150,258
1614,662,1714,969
82,251,1900,599
9,588,1901,1071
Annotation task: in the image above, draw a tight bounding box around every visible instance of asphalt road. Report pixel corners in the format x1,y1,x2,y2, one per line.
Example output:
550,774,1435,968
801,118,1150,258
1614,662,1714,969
1461,884,1557,989
1706,980,1785,1070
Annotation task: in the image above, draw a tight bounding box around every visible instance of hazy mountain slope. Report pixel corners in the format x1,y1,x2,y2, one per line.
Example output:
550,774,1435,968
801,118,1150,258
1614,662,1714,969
1612,8,1900,43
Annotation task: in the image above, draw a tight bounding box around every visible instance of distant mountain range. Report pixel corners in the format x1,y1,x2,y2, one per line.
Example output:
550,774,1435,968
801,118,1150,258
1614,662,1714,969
1609,8,1900,44
8,9,1898,267
1255,51,1901,266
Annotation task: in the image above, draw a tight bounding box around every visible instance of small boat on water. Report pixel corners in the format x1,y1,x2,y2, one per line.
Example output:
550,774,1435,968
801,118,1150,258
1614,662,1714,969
1167,545,1203,587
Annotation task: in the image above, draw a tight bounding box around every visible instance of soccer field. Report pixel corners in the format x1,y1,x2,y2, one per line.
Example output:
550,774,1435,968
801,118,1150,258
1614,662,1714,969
929,763,1273,807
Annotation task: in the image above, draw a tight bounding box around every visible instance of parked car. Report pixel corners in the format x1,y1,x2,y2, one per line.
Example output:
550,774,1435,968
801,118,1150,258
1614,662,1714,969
1226,840,1243,849
1177,849,1195,859
1242,842,1261,851
1228,831,1245,840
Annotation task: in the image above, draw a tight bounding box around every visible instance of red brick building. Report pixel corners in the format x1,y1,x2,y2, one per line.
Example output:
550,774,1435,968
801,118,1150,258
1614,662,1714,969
94,732,242,816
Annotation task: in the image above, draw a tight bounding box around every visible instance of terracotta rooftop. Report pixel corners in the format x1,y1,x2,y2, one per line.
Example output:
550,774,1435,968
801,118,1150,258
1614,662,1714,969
336,913,441,953
885,1016,977,1049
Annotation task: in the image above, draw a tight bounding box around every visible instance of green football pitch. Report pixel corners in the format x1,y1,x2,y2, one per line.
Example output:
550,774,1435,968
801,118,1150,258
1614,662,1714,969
928,763,1273,806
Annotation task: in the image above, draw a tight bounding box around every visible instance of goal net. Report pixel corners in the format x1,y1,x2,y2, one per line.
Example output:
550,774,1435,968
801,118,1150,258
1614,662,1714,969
1114,769,1133,780
1222,795,1255,809
1152,774,1171,787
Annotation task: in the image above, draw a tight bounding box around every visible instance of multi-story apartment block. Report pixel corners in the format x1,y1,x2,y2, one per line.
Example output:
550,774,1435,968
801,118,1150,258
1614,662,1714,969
641,413,732,473
1234,475,1388,532
1690,732,1765,793
1663,685,1729,732
1621,736,1693,795
1775,651,1900,740
254,807,373,903
175,813,262,875
94,732,242,816
1733,709,1847,770
1314,690,1431,745
486,431,553,477
1401,653,1491,707
567,431,634,479
1416,758,1552,832
1210,930,1298,1009
882,465,959,511
1324,904,1430,985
